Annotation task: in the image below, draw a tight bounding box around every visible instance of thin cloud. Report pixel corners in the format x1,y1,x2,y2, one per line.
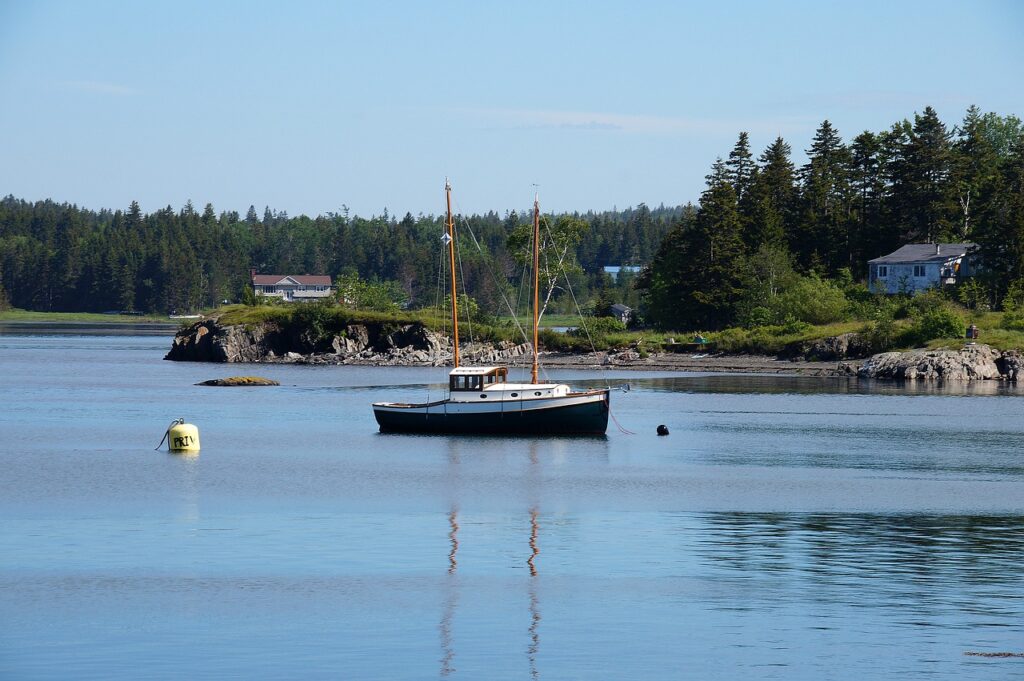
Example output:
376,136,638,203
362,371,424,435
455,107,814,136
62,80,140,96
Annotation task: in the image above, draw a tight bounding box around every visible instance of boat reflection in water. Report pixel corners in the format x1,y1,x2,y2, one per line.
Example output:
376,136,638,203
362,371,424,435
438,506,543,678
439,507,459,677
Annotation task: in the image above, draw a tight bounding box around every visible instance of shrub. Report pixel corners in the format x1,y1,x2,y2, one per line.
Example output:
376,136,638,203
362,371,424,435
774,275,849,325
291,301,338,343
861,308,899,353
570,316,626,337
1001,279,1024,331
956,278,990,311
909,306,965,345
740,306,772,329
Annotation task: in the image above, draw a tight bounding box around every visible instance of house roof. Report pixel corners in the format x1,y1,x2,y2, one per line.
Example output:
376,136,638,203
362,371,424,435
868,243,976,265
610,304,632,313
252,274,332,286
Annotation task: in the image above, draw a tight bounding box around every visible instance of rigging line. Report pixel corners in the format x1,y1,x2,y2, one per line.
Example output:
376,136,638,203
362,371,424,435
531,212,573,384
449,199,532,348
452,216,475,346
516,259,529,323
541,219,633,435
429,237,447,405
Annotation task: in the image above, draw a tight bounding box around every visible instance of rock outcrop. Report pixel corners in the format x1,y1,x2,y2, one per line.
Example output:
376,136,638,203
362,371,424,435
166,317,533,366
796,332,871,361
196,376,280,386
857,344,1007,381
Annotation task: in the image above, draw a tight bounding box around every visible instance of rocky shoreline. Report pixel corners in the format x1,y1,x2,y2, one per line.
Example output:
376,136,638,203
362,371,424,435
163,317,845,375
165,317,1020,381
850,344,1021,381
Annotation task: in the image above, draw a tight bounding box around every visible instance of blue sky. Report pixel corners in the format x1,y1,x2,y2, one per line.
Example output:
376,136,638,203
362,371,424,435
1,0,1022,217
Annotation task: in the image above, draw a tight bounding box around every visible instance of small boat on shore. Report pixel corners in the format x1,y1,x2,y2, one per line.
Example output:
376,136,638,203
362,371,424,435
372,181,609,435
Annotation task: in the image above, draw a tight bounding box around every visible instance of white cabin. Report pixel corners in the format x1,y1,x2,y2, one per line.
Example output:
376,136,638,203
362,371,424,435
447,367,570,402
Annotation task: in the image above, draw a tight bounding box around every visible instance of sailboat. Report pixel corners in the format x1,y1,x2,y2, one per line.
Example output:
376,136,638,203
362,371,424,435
371,180,610,435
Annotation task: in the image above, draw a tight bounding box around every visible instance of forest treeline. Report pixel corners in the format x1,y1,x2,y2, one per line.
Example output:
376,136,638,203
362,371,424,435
639,105,1024,329
0,193,676,315
2,105,1023,332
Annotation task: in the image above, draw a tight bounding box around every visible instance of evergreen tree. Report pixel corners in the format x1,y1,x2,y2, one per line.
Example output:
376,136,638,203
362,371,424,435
848,131,887,269
639,160,745,329
747,137,795,249
725,132,757,203
902,106,958,242
954,106,1001,240
797,120,852,272
973,139,1024,300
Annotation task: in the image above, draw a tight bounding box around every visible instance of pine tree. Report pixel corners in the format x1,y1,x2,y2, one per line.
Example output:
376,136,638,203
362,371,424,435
903,106,957,242
849,131,887,269
747,137,795,249
797,120,852,272
725,132,757,203
639,160,745,329
954,106,1001,240
973,139,1024,300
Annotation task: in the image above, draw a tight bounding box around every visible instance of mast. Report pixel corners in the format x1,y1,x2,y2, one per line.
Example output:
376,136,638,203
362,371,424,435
446,179,460,368
531,193,540,384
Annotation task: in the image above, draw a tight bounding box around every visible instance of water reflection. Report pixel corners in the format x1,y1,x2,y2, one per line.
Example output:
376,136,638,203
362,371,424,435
697,513,1024,621
440,507,458,677
527,507,541,680
629,374,1023,397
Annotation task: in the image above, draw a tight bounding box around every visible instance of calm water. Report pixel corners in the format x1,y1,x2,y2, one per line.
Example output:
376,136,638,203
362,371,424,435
2,329,1023,680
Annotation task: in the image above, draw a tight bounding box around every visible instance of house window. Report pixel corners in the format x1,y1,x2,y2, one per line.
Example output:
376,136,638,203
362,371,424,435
877,266,888,278
913,265,926,277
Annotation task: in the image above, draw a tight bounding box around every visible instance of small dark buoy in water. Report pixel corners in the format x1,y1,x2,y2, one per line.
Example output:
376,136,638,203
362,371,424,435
657,425,669,436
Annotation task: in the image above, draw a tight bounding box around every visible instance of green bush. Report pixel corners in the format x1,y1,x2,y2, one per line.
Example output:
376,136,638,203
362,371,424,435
570,316,626,337
909,307,965,345
291,301,341,342
740,306,772,329
1001,279,1024,330
773,275,849,325
241,285,257,307
956,278,990,311
861,308,899,353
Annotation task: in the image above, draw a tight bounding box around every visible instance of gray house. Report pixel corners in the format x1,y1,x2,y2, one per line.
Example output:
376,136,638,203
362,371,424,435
867,243,975,294
610,304,632,325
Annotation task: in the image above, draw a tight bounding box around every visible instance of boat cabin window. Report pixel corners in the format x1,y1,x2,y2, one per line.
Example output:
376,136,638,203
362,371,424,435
450,369,507,391
450,375,483,391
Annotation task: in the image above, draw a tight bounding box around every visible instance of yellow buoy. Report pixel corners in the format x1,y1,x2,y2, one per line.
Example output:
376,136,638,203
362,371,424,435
166,418,200,452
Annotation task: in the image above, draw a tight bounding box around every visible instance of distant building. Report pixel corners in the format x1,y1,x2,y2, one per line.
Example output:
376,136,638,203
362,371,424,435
867,243,975,294
602,265,642,283
251,269,333,302
610,303,632,325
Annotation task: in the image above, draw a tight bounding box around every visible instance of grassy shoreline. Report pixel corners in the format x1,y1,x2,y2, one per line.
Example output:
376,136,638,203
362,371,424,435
207,304,1024,355
0,309,181,324
9,304,1022,355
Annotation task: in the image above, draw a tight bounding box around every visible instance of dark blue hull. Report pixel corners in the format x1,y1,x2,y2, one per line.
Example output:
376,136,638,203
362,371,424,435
373,392,610,435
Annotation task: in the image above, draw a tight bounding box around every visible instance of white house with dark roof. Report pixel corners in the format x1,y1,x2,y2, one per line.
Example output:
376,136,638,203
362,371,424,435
867,243,975,294
250,269,333,302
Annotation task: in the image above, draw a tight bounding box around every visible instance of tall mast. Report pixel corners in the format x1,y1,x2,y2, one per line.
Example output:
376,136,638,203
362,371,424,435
531,193,540,384
446,179,460,368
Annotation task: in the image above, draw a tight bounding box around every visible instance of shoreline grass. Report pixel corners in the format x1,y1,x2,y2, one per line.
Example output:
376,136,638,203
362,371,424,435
0,309,179,324
11,303,1021,354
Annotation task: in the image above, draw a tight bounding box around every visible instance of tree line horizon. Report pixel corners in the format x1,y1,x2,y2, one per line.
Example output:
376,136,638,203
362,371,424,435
1,105,1022,331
